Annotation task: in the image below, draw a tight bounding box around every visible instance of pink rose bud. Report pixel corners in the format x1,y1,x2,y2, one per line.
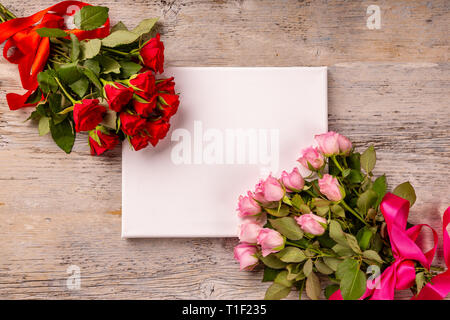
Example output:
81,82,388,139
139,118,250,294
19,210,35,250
234,243,259,270
237,191,262,217
337,134,352,155
239,222,263,244
297,147,324,170
315,131,340,156
318,174,345,202
256,175,285,202
257,228,285,257
281,167,305,192
295,213,327,236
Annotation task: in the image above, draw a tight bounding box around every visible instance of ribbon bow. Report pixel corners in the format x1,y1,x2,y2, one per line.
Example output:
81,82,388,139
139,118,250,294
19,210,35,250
330,193,450,300
0,1,110,110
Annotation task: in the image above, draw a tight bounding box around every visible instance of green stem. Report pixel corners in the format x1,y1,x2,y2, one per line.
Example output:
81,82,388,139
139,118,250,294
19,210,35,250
331,155,344,173
102,47,139,57
0,4,16,20
340,200,369,226
54,77,77,105
285,241,335,257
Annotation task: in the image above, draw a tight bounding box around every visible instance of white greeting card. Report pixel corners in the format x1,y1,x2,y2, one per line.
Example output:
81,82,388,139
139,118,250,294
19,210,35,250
122,67,327,238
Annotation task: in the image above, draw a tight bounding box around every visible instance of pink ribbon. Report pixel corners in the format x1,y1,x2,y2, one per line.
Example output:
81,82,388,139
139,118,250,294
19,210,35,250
330,193,450,300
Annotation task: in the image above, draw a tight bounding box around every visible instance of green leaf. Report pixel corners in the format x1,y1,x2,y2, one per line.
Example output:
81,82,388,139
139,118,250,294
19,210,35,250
69,77,89,97
286,264,304,281
49,118,75,154
325,284,339,299
415,272,426,293
81,67,102,89
345,234,362,254
340,266,366,300
360,145,376,173
303,259,313,277
291,194,304,210
347,152,361,170
274,271,294,287
80,39,102,60
37,70,58,93
38,116,50,136
331,204,345,218
98,56,121,74
336,259,358,280
393,181,416,207
119,61,143,78
70,34,80,61
315,206,329,217
36,27,68,38
47,93,62,114
265,205,289,217
312,198,331,207
132,18,158,36
264,283,291,300
259,254,287,269
101,30,140,48
372,175,387,207
332,244,354,257
356,227,373,251
74,6,109,31
262,267,280,282
269,217,303,240
56,62,82,84
357,189,378,216
329,220,348,246
362,250,383,264
83,59,101,76
276,247,306,263
347,169,364,184
305,272,321,300
282,195,292,206
342,168,351,178
110,21,128,32
314,259,334,275
323,257,341,271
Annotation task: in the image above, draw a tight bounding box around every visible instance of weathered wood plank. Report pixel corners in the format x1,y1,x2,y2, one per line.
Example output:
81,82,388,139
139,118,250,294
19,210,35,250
0,0,448,299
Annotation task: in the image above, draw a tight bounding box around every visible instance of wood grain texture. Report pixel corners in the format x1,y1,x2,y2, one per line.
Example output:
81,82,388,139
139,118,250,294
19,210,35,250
0,0,449,299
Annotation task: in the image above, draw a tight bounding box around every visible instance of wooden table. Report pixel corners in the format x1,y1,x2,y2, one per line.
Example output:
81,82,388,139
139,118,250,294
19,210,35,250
0,0,448,299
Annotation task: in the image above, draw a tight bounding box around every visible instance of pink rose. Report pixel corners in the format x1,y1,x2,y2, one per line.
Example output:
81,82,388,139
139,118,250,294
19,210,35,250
239,222,263,244
315,131,340,156
295,213,327,236
254,175,284,203
257,228,284,257
234,243,259,270
297,147,324,170
237,191,261,217
318,174,344,201
281,167,305,192
337,134,352,155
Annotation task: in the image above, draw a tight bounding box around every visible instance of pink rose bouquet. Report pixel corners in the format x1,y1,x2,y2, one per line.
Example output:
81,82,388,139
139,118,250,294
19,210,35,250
234,132,450,300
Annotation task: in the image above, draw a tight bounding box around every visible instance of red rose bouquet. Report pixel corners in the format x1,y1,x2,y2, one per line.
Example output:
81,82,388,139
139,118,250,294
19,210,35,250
235,132,450,300
0,2,179,155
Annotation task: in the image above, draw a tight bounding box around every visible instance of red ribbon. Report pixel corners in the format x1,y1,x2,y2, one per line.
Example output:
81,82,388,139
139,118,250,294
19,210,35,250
0,1,110,110
330,193,450,300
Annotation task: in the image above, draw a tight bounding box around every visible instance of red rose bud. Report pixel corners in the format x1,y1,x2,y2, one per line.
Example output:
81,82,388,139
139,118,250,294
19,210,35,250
89,129,119,156
146,120,170,147
130,134,149,151
156,77,175,94
104,83,133,112
119,112,147,136
73,99,106,132
158,93,180,120
133,94,157,117
129,71,156,96
140,33,164,74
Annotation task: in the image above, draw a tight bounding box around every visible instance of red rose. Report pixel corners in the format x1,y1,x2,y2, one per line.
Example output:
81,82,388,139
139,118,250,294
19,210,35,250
156,77,175,93
119,112,147,136
133,95,157,117
130,134,149,151
89,129,119,156
146,120,170,147
158,93,180,120
129,71,156,97
140,33,164,74
105,83,133,112
73,99,106,132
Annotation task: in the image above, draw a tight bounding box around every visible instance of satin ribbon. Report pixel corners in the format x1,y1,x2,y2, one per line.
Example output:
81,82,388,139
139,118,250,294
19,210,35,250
0,1,110,110
330,193,450,300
